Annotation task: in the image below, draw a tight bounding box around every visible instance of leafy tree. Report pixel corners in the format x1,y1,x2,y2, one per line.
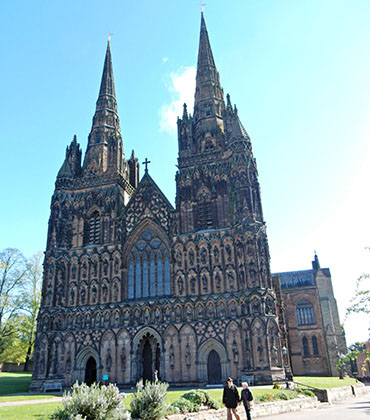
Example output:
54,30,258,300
347,273,370,316
22,252,43,370
0,248,27,356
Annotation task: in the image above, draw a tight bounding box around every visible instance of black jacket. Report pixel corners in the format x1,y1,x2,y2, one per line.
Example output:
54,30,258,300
223,384,240,408
241,388,253,408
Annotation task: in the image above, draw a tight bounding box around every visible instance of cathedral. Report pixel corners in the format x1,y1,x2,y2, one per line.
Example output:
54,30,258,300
31,13,313,390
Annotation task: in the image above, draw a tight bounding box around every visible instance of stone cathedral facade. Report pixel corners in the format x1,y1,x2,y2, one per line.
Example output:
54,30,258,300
31,14,285,390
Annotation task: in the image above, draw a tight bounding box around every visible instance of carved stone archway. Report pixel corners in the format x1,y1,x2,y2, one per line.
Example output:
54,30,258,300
74,346,101,384
132,328,163,383
198,338,228,383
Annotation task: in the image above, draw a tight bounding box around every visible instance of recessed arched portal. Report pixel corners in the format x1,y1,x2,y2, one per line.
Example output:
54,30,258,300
85,356,97,386
142,340,153,382
207,350,222,384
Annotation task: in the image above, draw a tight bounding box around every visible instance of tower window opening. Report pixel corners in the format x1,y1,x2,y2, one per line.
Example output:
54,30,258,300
84,211,101,245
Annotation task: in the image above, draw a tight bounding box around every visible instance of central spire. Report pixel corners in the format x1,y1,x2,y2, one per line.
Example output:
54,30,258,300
83,40,126,176
193,12,225,129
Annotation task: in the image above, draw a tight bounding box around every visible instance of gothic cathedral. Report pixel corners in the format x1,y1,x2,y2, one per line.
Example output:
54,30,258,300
30,14,285,390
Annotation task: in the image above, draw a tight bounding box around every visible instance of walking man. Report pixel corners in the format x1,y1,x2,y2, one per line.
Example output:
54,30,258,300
222,377,241,420
241,382,253,420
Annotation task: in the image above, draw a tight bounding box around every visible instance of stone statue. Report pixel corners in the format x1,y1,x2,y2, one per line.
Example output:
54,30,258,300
200,247,207,265
106,348,112,372
185,343,191,367
69,288,75,305
213,246,219,263
121,347,126,371
178,277,184,294
189,249,194,266
190,277,196,294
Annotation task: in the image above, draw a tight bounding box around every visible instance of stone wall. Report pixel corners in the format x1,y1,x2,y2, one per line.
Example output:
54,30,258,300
0,362,33,372
167,396,319,420
312,384,370,403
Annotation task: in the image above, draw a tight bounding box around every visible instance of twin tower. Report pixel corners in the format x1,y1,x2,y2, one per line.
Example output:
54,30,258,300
31,13,284,390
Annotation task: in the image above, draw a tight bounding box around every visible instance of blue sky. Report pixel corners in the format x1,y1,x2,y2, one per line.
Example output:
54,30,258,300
1,0,370,345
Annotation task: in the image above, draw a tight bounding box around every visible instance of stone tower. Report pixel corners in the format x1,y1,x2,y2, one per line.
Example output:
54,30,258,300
30,14,284,391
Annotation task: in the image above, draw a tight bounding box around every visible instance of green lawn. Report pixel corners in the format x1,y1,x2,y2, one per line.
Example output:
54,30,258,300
0,401,61,420
294,376,358,389
0,372,32,395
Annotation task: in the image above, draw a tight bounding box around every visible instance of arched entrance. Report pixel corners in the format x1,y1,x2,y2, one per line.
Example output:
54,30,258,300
142,340,152,382
207,350,222,384
85,356,97,386
134,331,161,383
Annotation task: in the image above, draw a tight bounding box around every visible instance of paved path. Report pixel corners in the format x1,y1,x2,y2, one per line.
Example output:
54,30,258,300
255,394,370,420
0,396,62,407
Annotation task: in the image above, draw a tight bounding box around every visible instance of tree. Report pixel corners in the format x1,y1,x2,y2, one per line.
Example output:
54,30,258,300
0,248,27,356
22,252,43,370
347,273,370,316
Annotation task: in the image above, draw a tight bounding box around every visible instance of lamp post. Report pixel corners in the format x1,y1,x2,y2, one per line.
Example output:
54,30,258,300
282,346,292,389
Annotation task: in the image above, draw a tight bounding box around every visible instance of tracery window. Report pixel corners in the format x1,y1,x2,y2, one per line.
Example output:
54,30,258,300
302,336,309,357
128,229,171,299
296,300,316,326
84,210,101,245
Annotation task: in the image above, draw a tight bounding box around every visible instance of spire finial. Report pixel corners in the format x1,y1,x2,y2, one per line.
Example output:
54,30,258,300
200,2,206,12
107,32,113,43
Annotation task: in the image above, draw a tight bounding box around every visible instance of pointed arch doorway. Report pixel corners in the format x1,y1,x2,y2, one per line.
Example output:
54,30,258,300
207,350,222,384
85,356,97,386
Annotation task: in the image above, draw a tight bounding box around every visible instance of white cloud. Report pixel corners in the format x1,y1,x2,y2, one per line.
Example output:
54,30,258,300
162,56,169,63
159,66,196,135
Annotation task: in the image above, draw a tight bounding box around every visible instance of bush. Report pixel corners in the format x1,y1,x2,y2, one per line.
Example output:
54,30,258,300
274,392,289,400
181,389,220,410
130,380,169,420
49,381,130,420
272,382,280,389
171,397,200,413
256,392,274,402
302,389,315,397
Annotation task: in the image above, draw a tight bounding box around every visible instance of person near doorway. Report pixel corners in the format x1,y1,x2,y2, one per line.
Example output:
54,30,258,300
222,377,241,420
241,382,253,420
154,369,158,383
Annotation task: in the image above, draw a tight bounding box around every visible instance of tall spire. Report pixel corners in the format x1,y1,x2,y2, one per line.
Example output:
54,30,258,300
97,38,117,108
83,40,126,176
193,12,224,129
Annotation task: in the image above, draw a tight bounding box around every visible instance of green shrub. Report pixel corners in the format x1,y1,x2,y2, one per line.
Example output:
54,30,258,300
256,392,274,402
274,392,289,400
130,380,169,420
302,389,315,397
171,397,200,413
181,389,220,410
272,382,280,389
48,381,130,420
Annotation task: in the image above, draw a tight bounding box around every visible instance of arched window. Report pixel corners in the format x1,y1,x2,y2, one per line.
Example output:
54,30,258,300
302,336,309,357
84,210,101,245
312,336,319,355
296,300,316,326
128,228,171,299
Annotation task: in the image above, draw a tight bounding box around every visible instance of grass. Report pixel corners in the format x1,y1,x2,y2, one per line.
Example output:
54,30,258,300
294,376,358,389
0,372,32,395
0,401,61,420
0,375,359,419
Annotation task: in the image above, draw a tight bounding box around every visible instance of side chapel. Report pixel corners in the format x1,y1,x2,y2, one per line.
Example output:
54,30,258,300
31,13,286,390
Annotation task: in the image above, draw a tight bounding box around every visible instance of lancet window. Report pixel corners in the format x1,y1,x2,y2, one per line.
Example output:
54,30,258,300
128,229,171,299
84,210,101,245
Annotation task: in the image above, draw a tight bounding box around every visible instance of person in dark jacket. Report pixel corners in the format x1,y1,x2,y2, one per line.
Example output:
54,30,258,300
222,377,241,420
241,382,253,420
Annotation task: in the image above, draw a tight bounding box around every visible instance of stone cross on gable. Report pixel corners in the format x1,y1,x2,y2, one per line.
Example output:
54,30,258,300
142,158,151,173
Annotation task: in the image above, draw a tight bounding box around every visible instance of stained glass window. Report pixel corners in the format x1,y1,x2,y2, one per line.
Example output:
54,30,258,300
128,229,171,299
